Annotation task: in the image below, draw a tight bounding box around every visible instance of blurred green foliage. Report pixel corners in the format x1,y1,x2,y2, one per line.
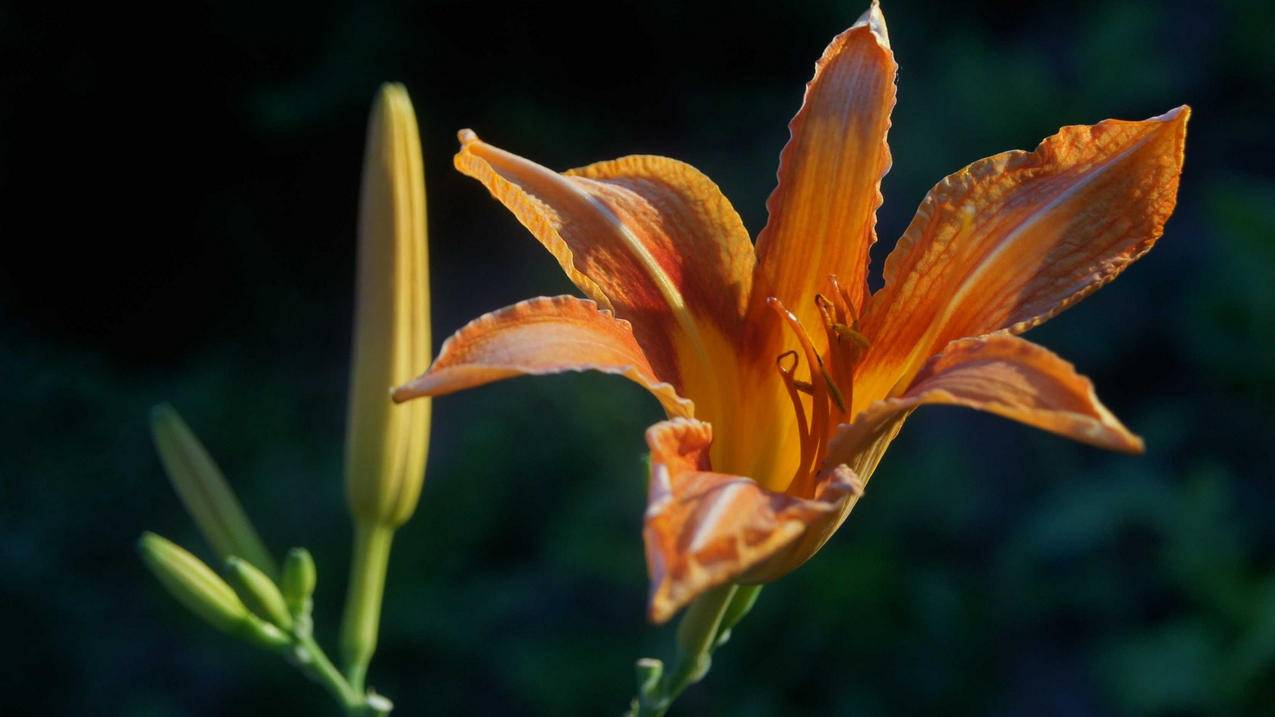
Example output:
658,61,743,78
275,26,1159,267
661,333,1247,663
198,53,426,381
2,0,1274,714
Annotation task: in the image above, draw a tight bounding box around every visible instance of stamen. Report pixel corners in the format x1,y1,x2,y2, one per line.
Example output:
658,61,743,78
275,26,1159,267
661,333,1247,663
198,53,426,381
826,275,851,325
768,286,874,497
828,274,861,326
814,294,852,415
768,297,830,492
821,276,873,420
774,350,812,482
832,323,871,349
823,366,847,414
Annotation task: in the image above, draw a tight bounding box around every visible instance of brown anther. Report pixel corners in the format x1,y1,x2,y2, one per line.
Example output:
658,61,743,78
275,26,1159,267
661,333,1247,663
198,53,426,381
814,291,855,415
832,323,871,350
822,366,847,414
814,293,836,318
828,274,860,326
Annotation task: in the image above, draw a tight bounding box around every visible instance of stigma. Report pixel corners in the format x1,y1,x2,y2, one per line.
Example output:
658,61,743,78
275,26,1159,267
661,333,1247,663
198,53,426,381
767,276,869,497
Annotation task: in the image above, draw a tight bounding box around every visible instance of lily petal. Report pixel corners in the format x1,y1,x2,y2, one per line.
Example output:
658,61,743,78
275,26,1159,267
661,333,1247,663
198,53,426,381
856,107,1189,409
392,296,693,419
831,334,1144,474
454,132,754,418
750,1,896,349
644,418,863,623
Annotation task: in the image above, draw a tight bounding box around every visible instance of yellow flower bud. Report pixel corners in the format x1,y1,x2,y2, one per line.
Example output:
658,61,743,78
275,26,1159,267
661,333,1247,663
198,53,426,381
138,532,287,649
151,404,278,578
344,82,431,528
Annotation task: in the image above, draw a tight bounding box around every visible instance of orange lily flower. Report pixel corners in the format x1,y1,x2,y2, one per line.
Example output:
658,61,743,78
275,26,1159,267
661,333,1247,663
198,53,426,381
394,2,1189,623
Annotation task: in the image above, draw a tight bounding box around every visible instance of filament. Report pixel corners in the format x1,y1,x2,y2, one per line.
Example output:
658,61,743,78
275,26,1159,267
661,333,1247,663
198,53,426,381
767,277,873,497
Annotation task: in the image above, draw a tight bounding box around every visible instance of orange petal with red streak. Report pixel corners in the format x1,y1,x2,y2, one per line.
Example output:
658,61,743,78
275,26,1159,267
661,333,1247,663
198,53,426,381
454,132,754,397
832,334,1143,474
856,107,1190,409
750,2,896,353
392,296,692,419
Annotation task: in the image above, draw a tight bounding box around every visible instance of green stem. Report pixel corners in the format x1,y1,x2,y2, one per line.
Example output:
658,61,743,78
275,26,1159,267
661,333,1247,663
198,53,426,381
636,585,738,717
292,633,364,712
340,521,395,693
714,584,763,648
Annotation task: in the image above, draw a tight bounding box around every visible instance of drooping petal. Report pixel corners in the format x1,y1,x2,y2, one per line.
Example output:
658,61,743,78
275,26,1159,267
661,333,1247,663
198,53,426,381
830,334,1143,475
454,132,754,421
644,418,863,623
749,1,896,352
855,107,1189,409
392,296,692,419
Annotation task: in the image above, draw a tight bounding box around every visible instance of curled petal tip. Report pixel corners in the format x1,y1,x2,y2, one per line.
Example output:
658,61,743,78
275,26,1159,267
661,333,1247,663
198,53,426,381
854,1,890,49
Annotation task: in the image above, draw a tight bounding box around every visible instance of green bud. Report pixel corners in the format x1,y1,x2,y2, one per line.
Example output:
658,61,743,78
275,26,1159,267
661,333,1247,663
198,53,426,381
138,533,287,649
151,404,278,577
139,532,247,633
281,547,317,616
226,556,293,630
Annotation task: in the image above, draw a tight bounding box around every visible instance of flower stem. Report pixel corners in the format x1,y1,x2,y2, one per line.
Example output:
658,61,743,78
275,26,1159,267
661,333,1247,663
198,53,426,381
286,630,392,716
634,584,738,716
340,521,395,693
292,633,363,710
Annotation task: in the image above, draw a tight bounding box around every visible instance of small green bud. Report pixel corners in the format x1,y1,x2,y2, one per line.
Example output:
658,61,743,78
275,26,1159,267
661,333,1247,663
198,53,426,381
138,533,287,649
226,556,293,630
151,404,278,577
139,532,248,633
281,547,317,616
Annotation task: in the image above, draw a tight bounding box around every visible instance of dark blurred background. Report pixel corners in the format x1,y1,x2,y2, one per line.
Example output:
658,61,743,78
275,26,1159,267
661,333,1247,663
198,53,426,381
3,0,1273,714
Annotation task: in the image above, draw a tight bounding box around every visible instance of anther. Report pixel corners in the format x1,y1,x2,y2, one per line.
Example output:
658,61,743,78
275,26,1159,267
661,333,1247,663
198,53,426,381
827,274,860,326
833,324,870,348
822,366,847,414
814,294,854,415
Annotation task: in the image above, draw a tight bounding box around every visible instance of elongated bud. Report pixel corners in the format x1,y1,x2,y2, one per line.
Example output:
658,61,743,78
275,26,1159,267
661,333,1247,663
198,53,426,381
341,84,430,689
226,556,293,630
281,547,317,616
150,404,278,578
344,82,431,529
138,533,287,649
